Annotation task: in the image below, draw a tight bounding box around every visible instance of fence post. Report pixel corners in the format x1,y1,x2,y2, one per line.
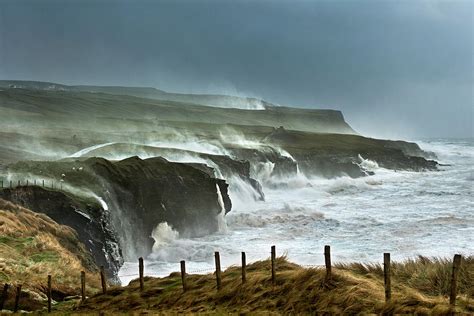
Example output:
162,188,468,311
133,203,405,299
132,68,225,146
384,253,391,302
324,245,331,280
81,271,86,302
10,180,12,188
13,285,21,313
215,251,222,290
450,254,462,306
139,257,144,291
271,245,276,285
42,180,45,187
0,283,9,310
180,260,187,292
47,275,52,312
100,266,107,294
241,252,246,284
34,179,36,186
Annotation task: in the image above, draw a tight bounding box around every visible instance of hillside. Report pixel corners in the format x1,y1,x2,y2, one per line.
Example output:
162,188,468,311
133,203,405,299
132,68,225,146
0,81,356,134
0,80,326,111
0,199,102,312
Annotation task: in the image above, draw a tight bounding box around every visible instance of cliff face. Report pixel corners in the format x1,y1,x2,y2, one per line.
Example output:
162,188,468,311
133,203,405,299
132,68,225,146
263,128,438,178
4,156,232,265
89,156,231,259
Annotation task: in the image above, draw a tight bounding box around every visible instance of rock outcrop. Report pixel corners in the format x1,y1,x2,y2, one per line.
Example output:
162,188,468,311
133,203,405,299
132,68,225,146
4,156,232,266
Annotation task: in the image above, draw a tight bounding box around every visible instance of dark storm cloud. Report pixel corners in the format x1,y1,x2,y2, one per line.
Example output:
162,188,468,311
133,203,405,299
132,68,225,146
0,0,472,138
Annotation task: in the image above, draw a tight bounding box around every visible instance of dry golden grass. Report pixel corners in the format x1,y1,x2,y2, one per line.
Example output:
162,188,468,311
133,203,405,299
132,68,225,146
68,256,473,315
0,199,101,312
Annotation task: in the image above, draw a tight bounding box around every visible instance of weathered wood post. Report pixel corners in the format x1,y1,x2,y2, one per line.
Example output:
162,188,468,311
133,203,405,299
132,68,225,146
80,271,86,302
100,266,107,294
241,252,247,284
34,179,36,186
180,260,187,292
215,251,222,290
271,245,276,285
0,283,9,310
139,257,144,291
324,245,331,280
42,179,45,187
47,275,52,312
384,253,391,302
13,285,21,313
450,254,462,306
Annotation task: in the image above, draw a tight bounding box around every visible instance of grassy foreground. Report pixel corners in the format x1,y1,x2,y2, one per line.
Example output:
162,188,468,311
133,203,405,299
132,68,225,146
0,199,101,312
66,256,473,315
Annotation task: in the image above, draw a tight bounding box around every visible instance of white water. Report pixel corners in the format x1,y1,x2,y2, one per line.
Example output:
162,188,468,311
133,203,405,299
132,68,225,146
117,139,473,285
69,142,117,158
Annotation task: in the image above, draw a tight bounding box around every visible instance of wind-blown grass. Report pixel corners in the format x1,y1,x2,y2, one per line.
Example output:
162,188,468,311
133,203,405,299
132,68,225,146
0,199,101,311
72,256,473,315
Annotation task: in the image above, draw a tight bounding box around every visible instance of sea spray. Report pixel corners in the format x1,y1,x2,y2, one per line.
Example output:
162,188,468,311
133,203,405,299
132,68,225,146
357,154,379,172
69,142,117,157
227,175,262,211
215,184,228,233
151,222,180,252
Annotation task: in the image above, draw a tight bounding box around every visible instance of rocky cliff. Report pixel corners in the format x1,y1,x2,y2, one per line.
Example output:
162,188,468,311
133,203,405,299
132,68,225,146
3,156,232,267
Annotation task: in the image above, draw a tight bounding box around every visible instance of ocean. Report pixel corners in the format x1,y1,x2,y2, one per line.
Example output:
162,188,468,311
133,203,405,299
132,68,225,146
119,138,473,284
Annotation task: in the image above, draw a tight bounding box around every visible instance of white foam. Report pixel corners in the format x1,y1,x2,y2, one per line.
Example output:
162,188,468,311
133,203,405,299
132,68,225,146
69,142,117,157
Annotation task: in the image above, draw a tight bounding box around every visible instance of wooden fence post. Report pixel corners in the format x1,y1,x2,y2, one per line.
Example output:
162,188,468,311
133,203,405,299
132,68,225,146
0,283,9,310
139,257,144,291
47,275,52,312
42,180,45,187
450,254,462,306
324,245,331,280
384,253,391,302
81,271,86,302
241,252,247,284
13,285,21,313
100,266,107,294
34,179,36,186
180,260,187,292
271,245,276,285
215,251,222,290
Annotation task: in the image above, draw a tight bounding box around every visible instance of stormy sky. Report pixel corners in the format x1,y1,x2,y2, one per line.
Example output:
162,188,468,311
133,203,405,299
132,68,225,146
0,0,472,139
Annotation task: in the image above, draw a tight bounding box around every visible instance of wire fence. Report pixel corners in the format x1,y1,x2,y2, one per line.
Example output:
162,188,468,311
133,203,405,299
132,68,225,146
0,246,465,313
0,179,66,190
